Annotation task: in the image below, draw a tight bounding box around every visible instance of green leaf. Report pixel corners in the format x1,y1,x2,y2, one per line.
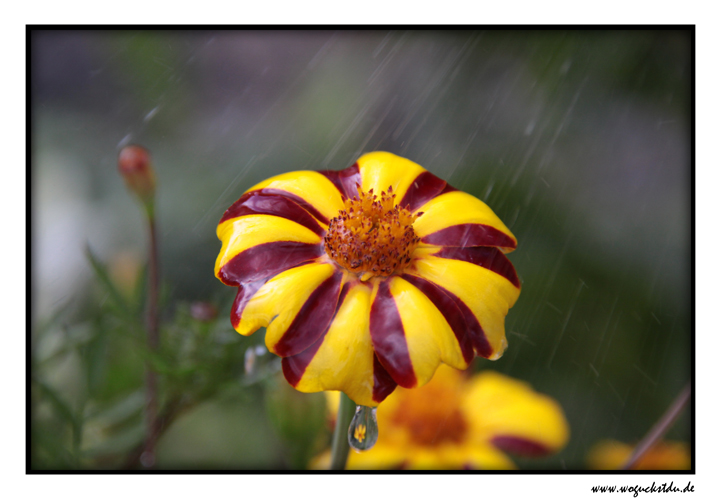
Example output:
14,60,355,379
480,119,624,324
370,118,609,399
82,422,145,459
34,378,84,464
84,390,145,427
35,379,80,429
81,320,109,397
85,244,132,318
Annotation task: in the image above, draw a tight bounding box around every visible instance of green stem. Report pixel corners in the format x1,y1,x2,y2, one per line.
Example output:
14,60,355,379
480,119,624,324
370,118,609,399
141,209,160,468
329,392,356,470
621,381,691,470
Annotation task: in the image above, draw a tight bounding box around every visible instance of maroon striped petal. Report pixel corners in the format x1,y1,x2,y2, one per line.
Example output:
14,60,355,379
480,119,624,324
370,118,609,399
400,274,474,364
369,280,417,388
243,188,330,225
404,271,491,358
217,241,325,287
281,337,321,387
318,163,361,201
281,282,352,386
434,246,520,288
398,171,448,213
421,223,517,249
273,270,345,357
372,354,398,403
445,289,492,358
219,191,325,236
490,435,552,458
230,279,267,329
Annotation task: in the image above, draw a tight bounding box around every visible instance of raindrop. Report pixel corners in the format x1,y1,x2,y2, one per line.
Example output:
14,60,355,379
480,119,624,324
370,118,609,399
144,106,160,122
117,133,132,149
244,346,257,375
348,405,379,452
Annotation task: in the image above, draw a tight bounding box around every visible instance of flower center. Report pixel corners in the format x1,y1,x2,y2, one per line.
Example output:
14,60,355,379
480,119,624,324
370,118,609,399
324,187,422,279
390,384,468,446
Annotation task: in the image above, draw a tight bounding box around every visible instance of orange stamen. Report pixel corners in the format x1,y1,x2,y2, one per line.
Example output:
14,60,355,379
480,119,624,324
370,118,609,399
324,186,421,278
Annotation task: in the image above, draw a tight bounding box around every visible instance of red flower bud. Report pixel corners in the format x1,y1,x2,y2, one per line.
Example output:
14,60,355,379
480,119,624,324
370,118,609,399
118,145,156,206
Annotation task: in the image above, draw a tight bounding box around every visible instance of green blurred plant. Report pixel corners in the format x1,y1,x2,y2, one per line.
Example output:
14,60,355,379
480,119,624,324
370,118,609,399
30,145,330,470
264,374,327,469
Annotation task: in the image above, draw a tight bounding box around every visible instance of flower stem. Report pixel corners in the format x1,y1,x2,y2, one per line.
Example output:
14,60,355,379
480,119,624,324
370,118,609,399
621,381,691,470
329,392,355,470
141,210,160,468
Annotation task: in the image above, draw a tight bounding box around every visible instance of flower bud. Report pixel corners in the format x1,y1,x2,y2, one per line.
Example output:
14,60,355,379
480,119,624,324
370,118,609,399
118,145,156,207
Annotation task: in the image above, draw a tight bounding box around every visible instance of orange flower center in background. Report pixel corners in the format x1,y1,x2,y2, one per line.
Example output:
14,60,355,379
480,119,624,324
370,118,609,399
389,383,468,446
324,187,421,279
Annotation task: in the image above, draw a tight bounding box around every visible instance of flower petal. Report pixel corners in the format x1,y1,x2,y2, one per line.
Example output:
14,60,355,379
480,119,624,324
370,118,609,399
282,282,397,406
219,191,325,236
325,441,408,470
461,371,569,456
409,253,520,359
414,190,517,251
236,262,341,354
400,274,474,364
318,163,361,201
403,442,516,470
398,170,455,212
369,278,417,389
215,214,323,286
456,443,517,470
357,152,426,201
230,279,267,330
245,170,346,224
370,276,470,390
587,440,691,470
434,246,520,288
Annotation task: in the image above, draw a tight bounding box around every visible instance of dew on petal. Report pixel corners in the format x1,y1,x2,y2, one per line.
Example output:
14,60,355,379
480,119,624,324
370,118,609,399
348,405,379,452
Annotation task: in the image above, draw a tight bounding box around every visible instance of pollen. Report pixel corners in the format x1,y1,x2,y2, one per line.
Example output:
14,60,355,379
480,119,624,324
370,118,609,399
324,186,422,278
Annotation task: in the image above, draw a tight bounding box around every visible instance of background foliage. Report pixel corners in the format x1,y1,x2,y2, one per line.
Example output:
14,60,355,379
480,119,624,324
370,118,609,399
31,29,691,469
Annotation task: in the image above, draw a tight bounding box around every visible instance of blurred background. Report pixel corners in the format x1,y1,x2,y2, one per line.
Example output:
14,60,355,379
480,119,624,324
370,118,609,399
30,29,691,470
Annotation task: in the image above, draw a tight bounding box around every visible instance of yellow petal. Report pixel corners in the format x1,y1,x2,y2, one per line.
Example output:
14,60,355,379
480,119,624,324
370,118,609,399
587,440,691,470
410,255,520,359
455,442,518,470
357,151,426,201
461,371,569,454
388,276,469,385
344,441,409,470
413,190,517,251
214,214,321,277
292,282,379,407
236,262,334,342
246,170,344,223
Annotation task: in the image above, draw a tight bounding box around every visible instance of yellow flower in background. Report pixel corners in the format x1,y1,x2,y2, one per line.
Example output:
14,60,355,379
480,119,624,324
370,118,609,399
587,440,691,470
215,152,520,406
315,365,569,469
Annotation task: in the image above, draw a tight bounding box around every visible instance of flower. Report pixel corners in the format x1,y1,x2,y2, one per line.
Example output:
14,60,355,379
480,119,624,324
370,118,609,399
587,440,691,470
314,365,569,469
214,152,520,406
118,145,156,208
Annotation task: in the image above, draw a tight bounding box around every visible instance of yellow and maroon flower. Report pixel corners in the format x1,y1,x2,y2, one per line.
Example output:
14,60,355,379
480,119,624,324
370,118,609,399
587,440,691,470
214,152,520,406
315,365,569,469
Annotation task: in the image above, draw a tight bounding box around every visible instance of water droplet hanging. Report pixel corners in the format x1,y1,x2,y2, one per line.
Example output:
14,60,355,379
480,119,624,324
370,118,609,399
348,405,379,451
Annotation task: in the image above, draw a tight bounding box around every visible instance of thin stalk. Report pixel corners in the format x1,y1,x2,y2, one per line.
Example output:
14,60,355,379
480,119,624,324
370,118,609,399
141,210,160,468
329,392,356,470
621,381,691,470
